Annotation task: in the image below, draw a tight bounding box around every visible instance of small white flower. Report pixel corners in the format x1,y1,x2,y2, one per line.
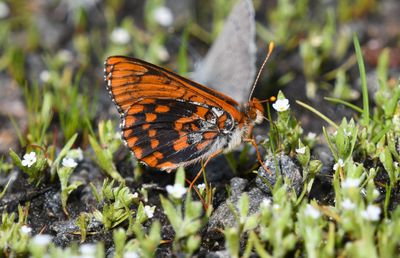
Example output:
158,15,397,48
310,35,323,47
333,159,345,171
260,198,272,209
166,184,186,199
110,28,131,45
39,70,51,83
67,148,84,161
57,49,73,63
341,198,356,210
20,225,32,235
295,147,306,155
307,132,317,139
132,192,139,199
304,204,321,219
393,114,400,129
272,98,290,112
63,0,100,12
76,149,84,161
372,189,380,199
123,251,140,258
272,204,280,211
62,157,78,168
197,183,206,191
341,178,361,189
21,152,37,168
144,205,156,219
32,234,53,246
156,46,170,62
140,187,148,202
343,129,352,137
153,6,173,27
0,1,10,19
80,243,96,255
361,205,381,221
114,132,122,140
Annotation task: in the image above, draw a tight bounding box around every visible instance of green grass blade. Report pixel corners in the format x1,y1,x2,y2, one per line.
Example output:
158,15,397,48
353,35,370,126
296,100,338,129
178,23,190,76
322,127,338,160
50,133,78,176
324,97,363,114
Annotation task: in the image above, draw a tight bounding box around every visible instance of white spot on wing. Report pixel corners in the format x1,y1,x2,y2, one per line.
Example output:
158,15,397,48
188,133,203,144
211,107,224,117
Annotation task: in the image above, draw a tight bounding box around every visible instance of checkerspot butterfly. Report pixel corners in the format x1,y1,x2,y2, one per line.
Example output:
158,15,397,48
104,44,273,173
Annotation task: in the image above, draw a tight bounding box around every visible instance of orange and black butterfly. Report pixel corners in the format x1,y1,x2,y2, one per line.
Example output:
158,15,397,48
104,49,273,172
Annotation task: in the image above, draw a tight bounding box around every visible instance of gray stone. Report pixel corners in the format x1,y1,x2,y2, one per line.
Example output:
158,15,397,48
255,153,303,195
207,178,270,230
206,250,231,258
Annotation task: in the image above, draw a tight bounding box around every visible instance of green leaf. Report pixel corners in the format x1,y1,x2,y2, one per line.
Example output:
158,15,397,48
243,214,258,231
50,133,78,176
175,166,185,186
113,228,127,258
353,35,370,126
377,48,389,86
186,235,201,255
296,101,338,129
160,195,181,231
184,192,202,221
238,193,249,221
141,221,161,258
135,202,147,225
89,135,124,182
9,149,23,169
0,176,12,199
224,227,239,258
379,148,395,185
178,24,189,75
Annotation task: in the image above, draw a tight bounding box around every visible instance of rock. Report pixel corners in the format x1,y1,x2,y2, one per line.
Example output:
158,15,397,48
207,178,270,230
255,153,303,195
206,250,231,258
51,219,80,247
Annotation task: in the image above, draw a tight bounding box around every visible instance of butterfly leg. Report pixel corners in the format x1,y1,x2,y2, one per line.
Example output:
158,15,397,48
244,137,272,175
189,150,223,189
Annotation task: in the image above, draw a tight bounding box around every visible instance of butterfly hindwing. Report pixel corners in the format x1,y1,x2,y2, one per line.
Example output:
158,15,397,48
191,0,256,103
121,99,225,170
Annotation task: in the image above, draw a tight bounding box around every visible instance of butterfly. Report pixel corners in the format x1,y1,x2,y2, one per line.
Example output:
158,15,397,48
104,47,273,173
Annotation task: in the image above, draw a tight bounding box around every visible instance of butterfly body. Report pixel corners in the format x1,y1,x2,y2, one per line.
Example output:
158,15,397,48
105,56,264,171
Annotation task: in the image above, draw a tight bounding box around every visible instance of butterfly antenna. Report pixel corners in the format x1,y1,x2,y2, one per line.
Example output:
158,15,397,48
248,42,275,101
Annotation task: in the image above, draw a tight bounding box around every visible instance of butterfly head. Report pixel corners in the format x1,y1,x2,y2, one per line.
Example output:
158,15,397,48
246,98,264,124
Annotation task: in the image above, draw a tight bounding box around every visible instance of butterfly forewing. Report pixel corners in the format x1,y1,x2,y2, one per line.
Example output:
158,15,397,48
105,56,246,170
105,56,241,115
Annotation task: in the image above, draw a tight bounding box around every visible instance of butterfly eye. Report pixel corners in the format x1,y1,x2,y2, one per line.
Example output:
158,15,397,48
251,98,265,113
248,108,257,120
247,99,264,124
